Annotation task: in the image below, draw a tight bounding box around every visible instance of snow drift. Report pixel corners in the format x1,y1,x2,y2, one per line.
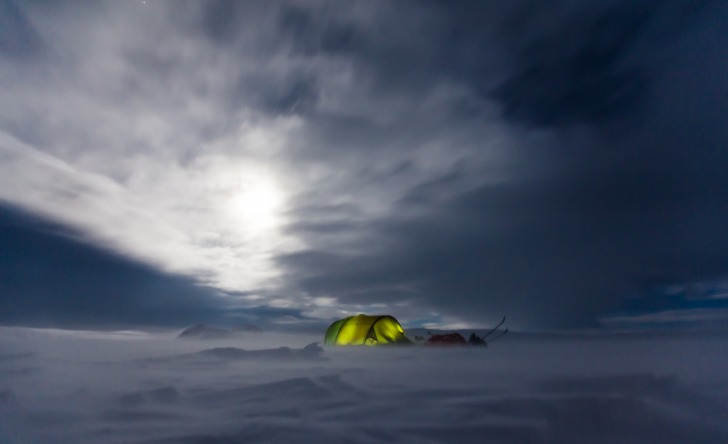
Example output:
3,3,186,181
0,326,726,443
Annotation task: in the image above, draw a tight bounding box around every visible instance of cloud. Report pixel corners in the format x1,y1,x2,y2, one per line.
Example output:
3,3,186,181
603,307,728,330
273,0,728,328
0,0,726,329
489,0,714,127
0,203,226,327
0,0,44,59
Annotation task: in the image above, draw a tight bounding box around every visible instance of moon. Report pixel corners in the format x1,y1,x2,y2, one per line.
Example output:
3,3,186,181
229,179,284,232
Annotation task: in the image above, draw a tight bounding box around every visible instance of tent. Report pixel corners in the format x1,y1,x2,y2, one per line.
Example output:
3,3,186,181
426,317,508,346
324,314,412,346
426,332,467,346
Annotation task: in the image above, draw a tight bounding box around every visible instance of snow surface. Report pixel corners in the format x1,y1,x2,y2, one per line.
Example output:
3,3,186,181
0,327,727,443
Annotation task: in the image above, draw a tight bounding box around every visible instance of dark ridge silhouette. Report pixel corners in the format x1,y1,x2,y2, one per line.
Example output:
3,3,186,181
178,324,261,339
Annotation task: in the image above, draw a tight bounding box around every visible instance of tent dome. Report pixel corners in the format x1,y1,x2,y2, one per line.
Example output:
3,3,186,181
324,314,412,346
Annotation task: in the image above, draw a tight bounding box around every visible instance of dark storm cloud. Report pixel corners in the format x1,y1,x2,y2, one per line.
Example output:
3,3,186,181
2,0,726,330
0,0,44,58
278,4,363,56
281,147,728,328
274,0,728,328
490,0,715,127
258,0,715,127
0,204,226,327
492,2,653,126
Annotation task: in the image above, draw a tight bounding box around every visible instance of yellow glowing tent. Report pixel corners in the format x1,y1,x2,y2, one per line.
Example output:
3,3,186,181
324,314,412,346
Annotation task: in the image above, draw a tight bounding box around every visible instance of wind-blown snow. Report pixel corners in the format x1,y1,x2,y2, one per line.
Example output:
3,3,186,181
0,327,726,443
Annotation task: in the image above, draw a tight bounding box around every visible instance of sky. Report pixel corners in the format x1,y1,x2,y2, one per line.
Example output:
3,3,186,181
1,0,727,331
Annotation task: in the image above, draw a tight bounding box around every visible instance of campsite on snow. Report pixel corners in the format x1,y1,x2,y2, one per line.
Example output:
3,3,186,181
2,0,728,443
1,324,727,443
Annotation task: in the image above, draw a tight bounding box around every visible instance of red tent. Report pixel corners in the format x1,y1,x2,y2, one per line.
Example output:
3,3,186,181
425,333,467,346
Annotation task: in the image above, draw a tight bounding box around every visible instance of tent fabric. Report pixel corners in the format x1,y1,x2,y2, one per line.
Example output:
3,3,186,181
426,333,467,346
324,314,412,346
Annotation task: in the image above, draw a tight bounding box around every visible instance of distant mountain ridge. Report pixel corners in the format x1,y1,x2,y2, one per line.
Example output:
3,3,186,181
178,323,261,339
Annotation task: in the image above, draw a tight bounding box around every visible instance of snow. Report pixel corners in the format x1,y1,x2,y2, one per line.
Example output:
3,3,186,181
1,327,727,443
